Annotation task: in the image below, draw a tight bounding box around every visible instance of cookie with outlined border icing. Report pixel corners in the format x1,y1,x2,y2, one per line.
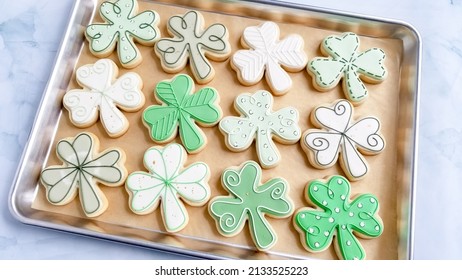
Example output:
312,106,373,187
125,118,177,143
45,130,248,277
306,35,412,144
219,90,301,169
294,175,383,260
209,161,293,251
63,59,145,138
301,99,385,181
155,10,231,84
85,0,160,68
231,21,308,95
307,32,387,105
40,132,127,218
126,143,211,233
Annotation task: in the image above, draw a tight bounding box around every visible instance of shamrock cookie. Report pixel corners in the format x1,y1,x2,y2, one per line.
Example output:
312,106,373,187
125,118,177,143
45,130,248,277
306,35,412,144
307,32,387,104
40,132,127,217
219,90,301,169
126,143,211,232
143,74,222,154
63,59,145,138
301,99,385,181
85,0,160,68
209,161,293,251
294,175,383,260
155,10,231,84
231,21,308,95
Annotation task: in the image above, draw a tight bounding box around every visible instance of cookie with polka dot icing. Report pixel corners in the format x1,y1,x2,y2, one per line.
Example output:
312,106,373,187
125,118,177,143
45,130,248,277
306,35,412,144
85,0,160,68
293,175,383,260
219,90,301,169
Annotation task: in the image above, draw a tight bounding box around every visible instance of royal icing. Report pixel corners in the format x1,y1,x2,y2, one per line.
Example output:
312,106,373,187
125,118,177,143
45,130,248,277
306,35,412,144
302,99,385,181
294,175,383,260
63,59,145,138
155,10,231,84
307,32,387,104
40,132,126,217
231,21,308,95
143,74,222,154
126,143,211,232
219,90,300,169
209,161,293,251
85,0,160,68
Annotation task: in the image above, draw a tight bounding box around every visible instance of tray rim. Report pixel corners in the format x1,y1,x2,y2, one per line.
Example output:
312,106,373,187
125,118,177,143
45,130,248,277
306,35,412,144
8,0,421,260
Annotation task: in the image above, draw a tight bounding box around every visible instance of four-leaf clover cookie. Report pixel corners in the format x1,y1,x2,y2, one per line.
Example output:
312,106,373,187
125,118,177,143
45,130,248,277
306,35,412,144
302,99,385,181
126,143,211,232
294,175,383,260
307,32,387,104
231,21,308,95
155,11,231,84
143,74,222,154
219,90,301,169
63,59,145,138
85,0,160,68
209,161,293,251
40,132,127,217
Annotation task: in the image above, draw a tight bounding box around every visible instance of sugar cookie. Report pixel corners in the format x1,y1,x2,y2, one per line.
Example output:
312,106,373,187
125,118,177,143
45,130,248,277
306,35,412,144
155,10,231,84
209,161,293,251
143,74,222,154
294,175,383,260
40,132,127,218
126,143,211,233
307,32,387,105
85,0,160,68
231,21,308,95
63,59,145,138
219,90,301,169
301,99,385,181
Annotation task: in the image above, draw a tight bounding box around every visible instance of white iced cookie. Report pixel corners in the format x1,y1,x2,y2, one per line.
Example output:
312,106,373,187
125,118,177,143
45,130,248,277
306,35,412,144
85,0,160,68
307,32,387,105
126,143,211,232
40,132,127,217
155,10,231,84
219,90,301,169
63,59,145,138
231,21,308,95
301,99,385,181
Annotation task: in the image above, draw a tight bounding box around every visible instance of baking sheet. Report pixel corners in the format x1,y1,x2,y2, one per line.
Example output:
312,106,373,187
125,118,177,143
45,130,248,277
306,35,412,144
9,0,420,260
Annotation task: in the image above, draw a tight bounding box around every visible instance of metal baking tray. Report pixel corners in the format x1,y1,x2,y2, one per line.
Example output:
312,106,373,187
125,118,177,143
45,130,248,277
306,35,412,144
9,0,420,259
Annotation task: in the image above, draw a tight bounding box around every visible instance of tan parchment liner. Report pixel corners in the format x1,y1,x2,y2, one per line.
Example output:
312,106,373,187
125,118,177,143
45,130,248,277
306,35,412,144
32,0,403,260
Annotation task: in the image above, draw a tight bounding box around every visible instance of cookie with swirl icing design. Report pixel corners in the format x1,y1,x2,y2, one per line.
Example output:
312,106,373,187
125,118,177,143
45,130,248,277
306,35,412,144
301,99,385,181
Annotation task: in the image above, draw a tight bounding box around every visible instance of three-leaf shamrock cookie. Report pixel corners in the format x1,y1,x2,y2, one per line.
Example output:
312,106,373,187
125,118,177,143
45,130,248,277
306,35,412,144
307,32,387,104
209,161,293,251
126,143,211,232
143,74,222,154
40,132,127,217
63,59,145,138
85,0,160,68
294,175,383,260
155,10,231,84
231,21,308,95
301,99,385,181
219,90,301,169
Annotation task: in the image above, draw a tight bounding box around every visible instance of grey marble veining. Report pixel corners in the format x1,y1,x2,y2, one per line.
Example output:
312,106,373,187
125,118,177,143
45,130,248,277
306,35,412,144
1,0,462,259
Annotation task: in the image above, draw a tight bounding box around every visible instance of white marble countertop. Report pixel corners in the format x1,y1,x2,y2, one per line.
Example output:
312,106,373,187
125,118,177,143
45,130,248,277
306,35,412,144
0,0,460,259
